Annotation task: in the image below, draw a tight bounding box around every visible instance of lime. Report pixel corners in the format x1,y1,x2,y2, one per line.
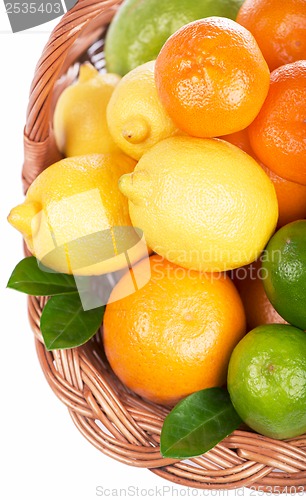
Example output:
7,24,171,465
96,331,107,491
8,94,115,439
262,220,306,330
227,324,306,440
104,0,244,75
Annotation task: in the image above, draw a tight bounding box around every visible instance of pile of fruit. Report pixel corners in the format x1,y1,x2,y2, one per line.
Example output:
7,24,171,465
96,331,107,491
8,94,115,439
7,0,306,458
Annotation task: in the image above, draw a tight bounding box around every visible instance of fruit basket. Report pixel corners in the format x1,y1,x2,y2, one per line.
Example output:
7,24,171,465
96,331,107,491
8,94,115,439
21,0,306,492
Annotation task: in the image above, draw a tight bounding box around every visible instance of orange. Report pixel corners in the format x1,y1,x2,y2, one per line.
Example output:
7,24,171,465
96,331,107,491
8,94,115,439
236,0,306,72
232,261,287,330
248,61,306,186
260,162,306,228
220,128,254,156
154,17,270,138
103,255,246,406
221,130,306,227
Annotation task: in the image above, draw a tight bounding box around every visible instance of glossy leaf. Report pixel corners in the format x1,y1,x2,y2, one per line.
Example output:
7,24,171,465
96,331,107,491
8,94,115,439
7,257,77,295
160,387,242,459
40,293,104,350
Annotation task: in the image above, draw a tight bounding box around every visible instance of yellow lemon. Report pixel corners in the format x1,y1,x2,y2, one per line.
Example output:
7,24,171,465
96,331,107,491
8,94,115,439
53,63,121,157
119,136,278,272
106,60,179,160
7,154,151,276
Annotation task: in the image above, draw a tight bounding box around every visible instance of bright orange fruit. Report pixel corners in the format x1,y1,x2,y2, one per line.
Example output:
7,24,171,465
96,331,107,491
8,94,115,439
103,255,246,406
260,162,306,228
220,128,254,156
248,61,306,186
236,0,306,71
155,17,270,138
221,129,306,227
232,261,287,330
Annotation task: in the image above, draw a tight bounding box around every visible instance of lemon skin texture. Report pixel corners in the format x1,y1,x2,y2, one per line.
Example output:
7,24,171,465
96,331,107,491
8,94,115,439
119,136,278,272
7,154,151,276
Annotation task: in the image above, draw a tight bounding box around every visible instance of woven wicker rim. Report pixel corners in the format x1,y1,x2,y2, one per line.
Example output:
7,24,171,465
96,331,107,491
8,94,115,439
22,0,306,491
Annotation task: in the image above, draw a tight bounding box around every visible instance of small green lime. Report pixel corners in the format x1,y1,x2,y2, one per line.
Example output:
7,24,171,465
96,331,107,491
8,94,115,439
105,0,244,76
262,220,306,330
227,324,306,440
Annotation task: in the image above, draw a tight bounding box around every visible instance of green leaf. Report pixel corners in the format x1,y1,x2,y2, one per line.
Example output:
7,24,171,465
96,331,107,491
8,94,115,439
160,387,242,459
7,257,77,296
40,293,104,350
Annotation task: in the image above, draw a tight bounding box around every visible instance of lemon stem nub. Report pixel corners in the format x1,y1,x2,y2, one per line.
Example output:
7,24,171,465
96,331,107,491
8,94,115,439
7,201,42,237
122,118,150,144
78,63,98,83
119,170,152,206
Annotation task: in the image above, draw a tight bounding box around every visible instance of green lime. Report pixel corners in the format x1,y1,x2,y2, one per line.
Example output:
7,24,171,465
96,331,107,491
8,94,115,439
262,220,306,330
104,0,244,75
227,324,306,440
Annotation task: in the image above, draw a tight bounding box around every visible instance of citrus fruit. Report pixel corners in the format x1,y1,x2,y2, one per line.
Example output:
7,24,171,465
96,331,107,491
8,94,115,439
106,61,178,160
262,220,306,330
260,162,306,228
232,261,287,330
221,130,306,227
7,154,152,276
220,128,254,157
119,136,278,272
53,63,121,157
103,255,246,406
236,0,306,71
155,17,270,138
228,324,306,440
104,0,244,76
248,61,306,186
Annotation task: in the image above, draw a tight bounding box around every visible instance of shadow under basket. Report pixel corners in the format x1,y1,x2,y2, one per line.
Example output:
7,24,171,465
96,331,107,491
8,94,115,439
22,0,306,491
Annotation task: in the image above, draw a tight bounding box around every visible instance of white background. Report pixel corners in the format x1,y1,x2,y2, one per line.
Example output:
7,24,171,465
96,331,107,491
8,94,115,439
0,8,292,500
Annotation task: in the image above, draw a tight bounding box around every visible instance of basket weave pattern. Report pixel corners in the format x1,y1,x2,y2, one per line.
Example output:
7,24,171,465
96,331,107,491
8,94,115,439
22,0,306,491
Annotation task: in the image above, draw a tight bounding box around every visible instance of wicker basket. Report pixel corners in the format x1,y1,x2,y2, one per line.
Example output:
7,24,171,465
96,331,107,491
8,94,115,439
21,0,306,491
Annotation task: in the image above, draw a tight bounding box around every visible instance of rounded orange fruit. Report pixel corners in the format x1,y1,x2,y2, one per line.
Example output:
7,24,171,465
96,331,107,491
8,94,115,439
103,255,246,406
155,17,270,138
236,0,306,72
260,162,306,228
232,261,287,330
220,128,254,156
248,61,306,186
221,129,306,227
